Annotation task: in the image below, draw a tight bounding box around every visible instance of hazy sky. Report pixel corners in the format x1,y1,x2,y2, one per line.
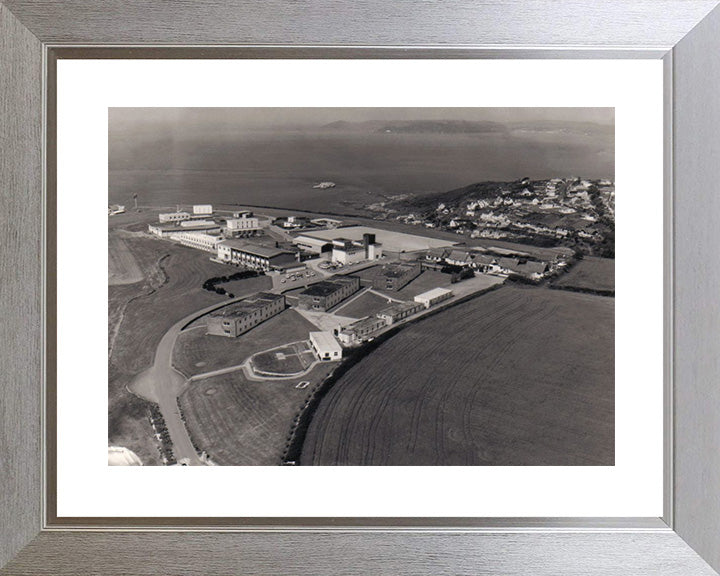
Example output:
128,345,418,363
110,107,614,131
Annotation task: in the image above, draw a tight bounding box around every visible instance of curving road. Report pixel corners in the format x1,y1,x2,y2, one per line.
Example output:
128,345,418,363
129,296,258,466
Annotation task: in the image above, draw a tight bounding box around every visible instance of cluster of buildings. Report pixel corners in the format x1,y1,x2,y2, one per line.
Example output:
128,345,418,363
338,287,453,345
293,232,383,266
426,247,549,280
379,177,614,250
148,205,309,272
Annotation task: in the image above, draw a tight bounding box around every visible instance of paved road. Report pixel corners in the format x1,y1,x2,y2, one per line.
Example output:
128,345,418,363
129,296,259,466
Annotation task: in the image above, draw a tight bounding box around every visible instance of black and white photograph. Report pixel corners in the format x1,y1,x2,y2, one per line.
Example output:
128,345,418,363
107,107,615,467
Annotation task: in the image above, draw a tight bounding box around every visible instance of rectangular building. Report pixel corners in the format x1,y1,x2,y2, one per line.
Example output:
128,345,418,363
206,293,285,338
414,287,453,309
148,222,221,238
309,331,343,361
338,316,387,345
297,275,360,311
180,219,216,228
217,240,297,271
376,301,424,325
193,204,213,215
158,211,190,223
226,215,261,236
168,231,221,253
372,262,422,292
294,234,334,255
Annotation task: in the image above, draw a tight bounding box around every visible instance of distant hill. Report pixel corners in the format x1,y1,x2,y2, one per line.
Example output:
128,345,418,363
321,119,508,135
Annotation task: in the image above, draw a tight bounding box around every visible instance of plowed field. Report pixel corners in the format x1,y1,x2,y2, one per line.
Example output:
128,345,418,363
301,286,614,466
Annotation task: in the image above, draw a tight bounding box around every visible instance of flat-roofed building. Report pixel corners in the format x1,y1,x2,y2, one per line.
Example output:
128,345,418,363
297,275,360,311
193,204,213,215
206,293,285,338
372,262,422,292
169,231,221,253
338,316,387,345
310,217,343,228
226,215,261,236
159,211,190,223
414,287,453,309
294,234,333,255
309,331,343,361
180,219,216,228
148,222,221,238
217,240,297,271
376,301,424,325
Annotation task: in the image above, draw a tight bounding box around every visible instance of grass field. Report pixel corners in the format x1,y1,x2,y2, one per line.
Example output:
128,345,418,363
108,217,270,463
334,291,393,319
110,240,241,376
301,285,614,466
179,363,336,465
173,309,317,377
251,342,315,375
108,231,144,285
553,257,615,293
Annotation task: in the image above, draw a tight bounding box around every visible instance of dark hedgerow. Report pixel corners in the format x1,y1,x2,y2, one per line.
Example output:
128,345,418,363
202,269,263,295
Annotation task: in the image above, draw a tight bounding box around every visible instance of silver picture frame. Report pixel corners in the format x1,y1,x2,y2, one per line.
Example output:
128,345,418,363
1,1,719,574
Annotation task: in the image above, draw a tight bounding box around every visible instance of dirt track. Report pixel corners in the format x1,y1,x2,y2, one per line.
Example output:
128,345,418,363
108,231,145,285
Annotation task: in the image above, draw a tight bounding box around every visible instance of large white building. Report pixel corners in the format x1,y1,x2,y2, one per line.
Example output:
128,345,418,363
309,331,343,361
331,233,383,265
414,287,453,309
226,215,260,235
193,204,213,215
169,231,221,253
217,240,297,271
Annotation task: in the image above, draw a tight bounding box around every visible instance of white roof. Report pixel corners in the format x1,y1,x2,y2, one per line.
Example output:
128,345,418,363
180,219,216,228
415,287,453,301
294,235,332,247
309,331,342,353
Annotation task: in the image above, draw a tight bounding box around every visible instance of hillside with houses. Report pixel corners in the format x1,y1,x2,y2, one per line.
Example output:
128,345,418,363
367,177,615,258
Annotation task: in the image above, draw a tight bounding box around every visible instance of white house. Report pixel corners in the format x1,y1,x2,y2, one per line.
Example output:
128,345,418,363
309,331,343,361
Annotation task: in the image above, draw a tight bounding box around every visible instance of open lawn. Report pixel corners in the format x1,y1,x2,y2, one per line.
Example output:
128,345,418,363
173,309,317,377
333,291,393,319
251,342,314,375
302,285,614,466
553,257,615,293
110,240,241,376
179,363,336,465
